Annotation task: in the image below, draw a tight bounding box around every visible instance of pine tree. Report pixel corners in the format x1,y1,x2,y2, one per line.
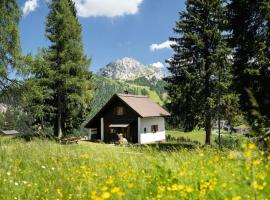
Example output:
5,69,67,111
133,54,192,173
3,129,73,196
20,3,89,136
166,0,233,145
228,0,270,133
27,0,95,137
0,0,21,88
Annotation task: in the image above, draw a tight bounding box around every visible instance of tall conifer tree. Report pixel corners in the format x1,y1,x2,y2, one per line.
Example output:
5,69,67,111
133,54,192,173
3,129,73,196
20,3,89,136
27,0,94,137
228,0,270,133
166,0,232,144
0,0,21,88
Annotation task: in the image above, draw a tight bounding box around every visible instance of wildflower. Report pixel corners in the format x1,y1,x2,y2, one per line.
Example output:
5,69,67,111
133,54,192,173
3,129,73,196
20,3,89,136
57,189,63,198
127,183,134,189
178,171,185,177
232,196,241,200
6,172,11,176
244,150,252,158
14,182,18,186
101,186,108,191
228,152,236,160
252,159,261,165
252,181,265,190
186,187,194,193
41,166,46,169
248,143,256,150
106,177,114,185
170,184,184,191
111,187,121,193
101,192,111,199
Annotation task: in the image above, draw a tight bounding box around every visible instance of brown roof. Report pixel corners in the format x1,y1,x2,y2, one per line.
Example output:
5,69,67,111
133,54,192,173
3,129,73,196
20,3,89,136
85,93,170,128
116,94,170,117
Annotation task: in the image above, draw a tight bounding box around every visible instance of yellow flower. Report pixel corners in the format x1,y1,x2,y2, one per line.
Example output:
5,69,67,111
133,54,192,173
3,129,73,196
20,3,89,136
101,186,108,191
111,187,120,193
57,189,63,198
252,181,265,190
178,171,185,177
101,192,111,199
252,159,261,165
186,187,194,193
244,150,251,158
127,183,134,189
170,184,184,191
106,177,114,185
248,143,256,150
232,196,241,200
228,152,236,160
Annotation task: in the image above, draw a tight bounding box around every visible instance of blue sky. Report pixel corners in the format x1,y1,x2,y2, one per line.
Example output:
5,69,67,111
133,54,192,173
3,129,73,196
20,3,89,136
19,0,185,72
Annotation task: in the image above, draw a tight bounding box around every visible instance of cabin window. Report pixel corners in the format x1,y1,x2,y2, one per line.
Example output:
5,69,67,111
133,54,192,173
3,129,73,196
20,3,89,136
115,106,125,116
144,128,147,133
151,125,158,133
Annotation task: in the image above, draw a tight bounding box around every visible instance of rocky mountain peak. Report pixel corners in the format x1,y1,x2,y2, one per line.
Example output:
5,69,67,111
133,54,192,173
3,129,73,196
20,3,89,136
97,57,165,81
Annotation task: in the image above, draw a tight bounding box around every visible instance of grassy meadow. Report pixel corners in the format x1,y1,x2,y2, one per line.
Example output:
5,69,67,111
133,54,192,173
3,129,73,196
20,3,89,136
0,136,270,200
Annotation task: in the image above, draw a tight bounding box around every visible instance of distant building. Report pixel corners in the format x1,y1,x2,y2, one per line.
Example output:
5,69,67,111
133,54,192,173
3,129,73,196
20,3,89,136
0,130,19,136
85,94,170,144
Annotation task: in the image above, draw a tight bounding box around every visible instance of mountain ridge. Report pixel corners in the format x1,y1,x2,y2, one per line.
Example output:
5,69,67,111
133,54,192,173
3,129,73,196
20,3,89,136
97,57,165,81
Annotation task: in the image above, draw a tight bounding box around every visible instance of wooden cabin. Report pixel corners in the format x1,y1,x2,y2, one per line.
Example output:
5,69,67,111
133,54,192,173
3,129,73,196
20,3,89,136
85,94,170,144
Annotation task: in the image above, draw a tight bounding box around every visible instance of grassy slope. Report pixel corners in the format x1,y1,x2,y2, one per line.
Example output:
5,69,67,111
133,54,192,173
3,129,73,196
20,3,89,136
118,81,164,105
0,137,269,200
166,130,207,144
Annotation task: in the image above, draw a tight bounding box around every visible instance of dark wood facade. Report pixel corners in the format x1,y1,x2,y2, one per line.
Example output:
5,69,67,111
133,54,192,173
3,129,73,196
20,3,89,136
86,96,139,143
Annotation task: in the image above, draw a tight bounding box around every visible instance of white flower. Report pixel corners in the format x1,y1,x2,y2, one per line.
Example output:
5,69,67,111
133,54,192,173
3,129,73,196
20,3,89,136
6,172,11,176
14,182,18,186
41,166,46,169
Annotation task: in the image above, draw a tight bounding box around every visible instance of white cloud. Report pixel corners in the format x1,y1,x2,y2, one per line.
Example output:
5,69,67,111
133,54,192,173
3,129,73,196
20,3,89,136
73,0,143,18
22,0,39,16
150,40,176,52
151,62,164,69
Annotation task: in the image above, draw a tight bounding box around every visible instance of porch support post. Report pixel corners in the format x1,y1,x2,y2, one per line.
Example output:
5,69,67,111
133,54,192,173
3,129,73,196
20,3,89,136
89,129,92,140
138,117,141,144
101,118,104,141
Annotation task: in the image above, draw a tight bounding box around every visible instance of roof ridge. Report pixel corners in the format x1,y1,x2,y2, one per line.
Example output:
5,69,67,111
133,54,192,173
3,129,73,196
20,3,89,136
117,93,148,98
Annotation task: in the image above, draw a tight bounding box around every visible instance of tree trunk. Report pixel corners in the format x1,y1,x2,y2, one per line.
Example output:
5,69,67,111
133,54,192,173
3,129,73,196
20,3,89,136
205,114,211,145
57,94,63,139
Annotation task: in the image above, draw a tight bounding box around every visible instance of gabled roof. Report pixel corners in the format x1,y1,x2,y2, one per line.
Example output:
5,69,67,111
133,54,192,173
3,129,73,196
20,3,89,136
85,93,170,128
116,94,170,117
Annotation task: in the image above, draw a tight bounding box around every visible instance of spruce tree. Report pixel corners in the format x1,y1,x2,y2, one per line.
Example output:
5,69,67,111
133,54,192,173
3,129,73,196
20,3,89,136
166,0,233,145
228,0,270,133
0,0,21,87
27,0,95,137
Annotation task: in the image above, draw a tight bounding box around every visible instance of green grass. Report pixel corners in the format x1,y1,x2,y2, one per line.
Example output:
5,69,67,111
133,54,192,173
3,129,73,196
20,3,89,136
0,136,269,199
166,129,208,144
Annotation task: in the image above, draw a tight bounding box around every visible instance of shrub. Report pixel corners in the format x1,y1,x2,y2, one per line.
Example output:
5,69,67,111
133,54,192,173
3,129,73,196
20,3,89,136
214,135,249,149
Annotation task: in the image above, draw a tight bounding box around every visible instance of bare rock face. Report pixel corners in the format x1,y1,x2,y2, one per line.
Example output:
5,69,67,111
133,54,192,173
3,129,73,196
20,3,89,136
97,57,165,81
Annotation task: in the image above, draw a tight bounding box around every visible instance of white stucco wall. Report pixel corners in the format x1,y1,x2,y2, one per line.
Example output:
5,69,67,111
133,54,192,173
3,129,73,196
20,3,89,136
139,117,166,144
